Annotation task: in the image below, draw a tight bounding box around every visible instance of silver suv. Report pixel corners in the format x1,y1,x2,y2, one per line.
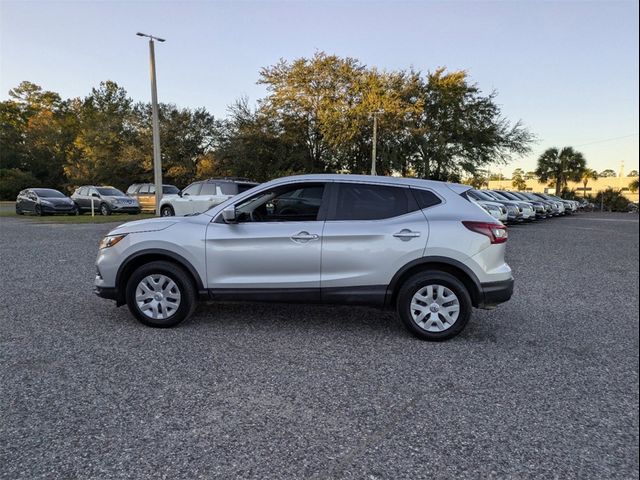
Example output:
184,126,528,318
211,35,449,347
94,175,514,341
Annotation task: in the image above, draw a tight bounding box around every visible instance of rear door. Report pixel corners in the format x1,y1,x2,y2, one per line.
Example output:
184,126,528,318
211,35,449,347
320,182,431,303
139,185,154,211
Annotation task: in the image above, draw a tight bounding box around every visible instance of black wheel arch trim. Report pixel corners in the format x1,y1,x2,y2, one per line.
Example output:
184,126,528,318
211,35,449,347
385,256,484,308
115,249,205,304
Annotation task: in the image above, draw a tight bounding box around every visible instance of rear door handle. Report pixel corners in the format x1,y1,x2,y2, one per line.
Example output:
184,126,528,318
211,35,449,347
393,229,421,240
291,231,319,242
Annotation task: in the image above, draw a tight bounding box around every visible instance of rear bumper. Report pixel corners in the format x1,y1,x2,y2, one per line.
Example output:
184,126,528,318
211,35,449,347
479,277,514,308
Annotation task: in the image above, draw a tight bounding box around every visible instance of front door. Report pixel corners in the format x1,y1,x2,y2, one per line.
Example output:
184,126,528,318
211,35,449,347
205,182,328,296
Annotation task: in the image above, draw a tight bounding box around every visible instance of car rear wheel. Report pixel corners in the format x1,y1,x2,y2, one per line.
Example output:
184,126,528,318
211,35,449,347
125,261,197,328
397,271,472,341
160,205,174,217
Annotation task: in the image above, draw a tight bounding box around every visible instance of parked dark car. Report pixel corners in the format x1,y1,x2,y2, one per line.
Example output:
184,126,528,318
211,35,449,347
15,188,77,216
71,186,141,216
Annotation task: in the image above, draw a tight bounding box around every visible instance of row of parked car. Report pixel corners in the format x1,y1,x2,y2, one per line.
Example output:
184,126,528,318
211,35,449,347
466,189,583,223
14,178,256,216
15,178,582,223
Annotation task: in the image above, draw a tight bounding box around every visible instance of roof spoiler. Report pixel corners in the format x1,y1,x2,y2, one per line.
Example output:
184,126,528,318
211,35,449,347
446,183,472,194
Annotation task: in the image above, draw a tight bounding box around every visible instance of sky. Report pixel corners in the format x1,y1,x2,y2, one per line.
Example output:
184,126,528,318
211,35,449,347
1,0,638,174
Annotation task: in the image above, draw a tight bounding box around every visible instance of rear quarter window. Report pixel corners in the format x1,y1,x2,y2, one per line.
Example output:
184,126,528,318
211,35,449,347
331,183,413,221
411,188,442,209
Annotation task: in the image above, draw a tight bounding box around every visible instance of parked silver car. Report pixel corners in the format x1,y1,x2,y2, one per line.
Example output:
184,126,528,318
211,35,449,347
94,175,514,341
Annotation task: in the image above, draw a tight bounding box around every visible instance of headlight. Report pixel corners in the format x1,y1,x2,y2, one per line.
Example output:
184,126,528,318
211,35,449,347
99,234,127,249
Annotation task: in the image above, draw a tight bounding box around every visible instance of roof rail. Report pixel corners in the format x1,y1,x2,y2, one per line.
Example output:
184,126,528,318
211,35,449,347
206,177,255,182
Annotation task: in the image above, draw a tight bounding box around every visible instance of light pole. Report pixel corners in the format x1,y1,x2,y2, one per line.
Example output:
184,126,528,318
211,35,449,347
370,110,383,175
137,32,165,216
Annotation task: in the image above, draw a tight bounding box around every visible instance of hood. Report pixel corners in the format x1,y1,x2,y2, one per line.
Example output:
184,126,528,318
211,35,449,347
41,197,73,205
109,217,179,235
103,195,137,203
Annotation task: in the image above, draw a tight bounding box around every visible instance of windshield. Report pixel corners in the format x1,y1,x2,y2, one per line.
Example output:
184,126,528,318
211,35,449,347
489,191,510,201
97,188,124,196
163,185,180,194
498,191,519,201
472,190,498,202
33,189,66,198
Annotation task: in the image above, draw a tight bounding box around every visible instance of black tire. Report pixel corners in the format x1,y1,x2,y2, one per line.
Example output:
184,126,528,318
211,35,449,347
68,206,79,216
35,205,43,216
15,205,23,215
397,271,472,341
100,203,111,216
125,261,197,328
160,205,174,217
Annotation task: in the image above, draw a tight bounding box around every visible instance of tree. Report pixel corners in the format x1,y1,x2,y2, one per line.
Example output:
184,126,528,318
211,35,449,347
628,170,639,177
599,169,616,178
410,68,533,180
511,168,527,190
524,171,537,180
595,188,630,212
535,147,586,196
630,178,639,193
580,168,598,198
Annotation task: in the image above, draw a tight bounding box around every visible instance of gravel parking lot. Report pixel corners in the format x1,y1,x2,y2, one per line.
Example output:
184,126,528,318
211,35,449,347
1,213,638,479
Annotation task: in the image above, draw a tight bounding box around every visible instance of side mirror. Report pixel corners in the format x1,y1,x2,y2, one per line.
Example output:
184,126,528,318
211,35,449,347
178,191,183,197
92,193,100,198
222,206,237,223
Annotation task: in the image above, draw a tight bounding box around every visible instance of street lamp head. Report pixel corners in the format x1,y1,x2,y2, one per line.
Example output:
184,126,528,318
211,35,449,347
136,32,166,42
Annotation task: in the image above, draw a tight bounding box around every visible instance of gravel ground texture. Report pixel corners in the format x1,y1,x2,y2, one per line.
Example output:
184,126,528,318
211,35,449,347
0,212,638,479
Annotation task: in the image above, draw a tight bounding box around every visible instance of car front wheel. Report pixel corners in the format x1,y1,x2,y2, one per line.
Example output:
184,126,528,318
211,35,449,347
160,205,175,217
100,203,111,216
125,261,197,328
397,271,472,341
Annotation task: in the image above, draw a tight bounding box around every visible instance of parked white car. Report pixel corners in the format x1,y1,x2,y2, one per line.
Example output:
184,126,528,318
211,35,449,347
159,178,258,217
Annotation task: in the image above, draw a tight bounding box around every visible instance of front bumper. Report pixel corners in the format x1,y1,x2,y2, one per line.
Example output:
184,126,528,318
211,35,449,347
479,277,514,308
41,204,75,214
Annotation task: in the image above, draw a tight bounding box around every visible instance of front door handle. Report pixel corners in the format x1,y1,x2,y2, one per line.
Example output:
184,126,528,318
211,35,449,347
393,229,421,240
291,231,319,242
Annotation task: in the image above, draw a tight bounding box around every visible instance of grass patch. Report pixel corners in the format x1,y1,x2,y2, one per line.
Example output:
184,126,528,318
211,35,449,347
0,211,156,224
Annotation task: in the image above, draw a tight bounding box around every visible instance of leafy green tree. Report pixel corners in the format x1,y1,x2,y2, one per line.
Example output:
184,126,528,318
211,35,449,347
0,168,40,199
595,188,630,212
410,68,533,180
630,178,639,192
628,170,639,177
535,147,586,196
580,168,598,198
599,169,616,178
524,171,537,180
511,168,527,190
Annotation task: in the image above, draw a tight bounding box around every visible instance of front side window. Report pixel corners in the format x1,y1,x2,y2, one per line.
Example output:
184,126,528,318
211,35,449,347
331,183,412,221
139,185,150,194
181,183,201,196
234,183,325,223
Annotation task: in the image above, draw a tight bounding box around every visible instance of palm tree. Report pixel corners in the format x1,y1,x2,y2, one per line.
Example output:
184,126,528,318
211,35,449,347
581,168,599,198
630,178,639,193
535,147,586,196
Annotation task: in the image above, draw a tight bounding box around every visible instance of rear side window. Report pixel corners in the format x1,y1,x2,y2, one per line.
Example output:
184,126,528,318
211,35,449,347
139,185,150,194
218,183,237,195
411,188,441,209
200,183,218,195
331,183,412,221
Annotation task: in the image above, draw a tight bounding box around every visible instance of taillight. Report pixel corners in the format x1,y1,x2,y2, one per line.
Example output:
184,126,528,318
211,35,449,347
462,221,508,244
